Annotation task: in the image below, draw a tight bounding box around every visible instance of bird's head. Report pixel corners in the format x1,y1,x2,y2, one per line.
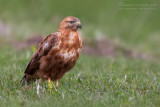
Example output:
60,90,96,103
58,16,82,31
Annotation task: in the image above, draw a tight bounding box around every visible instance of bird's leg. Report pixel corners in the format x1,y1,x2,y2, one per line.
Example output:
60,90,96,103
56,80,58,87
48,79,53,92
48,78,57,92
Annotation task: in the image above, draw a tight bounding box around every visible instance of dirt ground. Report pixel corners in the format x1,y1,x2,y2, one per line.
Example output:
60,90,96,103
7,35,156,61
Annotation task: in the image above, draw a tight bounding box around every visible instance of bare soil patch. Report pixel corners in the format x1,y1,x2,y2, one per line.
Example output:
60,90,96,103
8,35,155,60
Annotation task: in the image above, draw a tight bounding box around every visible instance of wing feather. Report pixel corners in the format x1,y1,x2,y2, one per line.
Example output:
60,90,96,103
24,32,59,75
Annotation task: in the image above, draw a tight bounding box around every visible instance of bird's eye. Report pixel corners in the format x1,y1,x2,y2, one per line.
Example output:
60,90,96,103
70,21,75,24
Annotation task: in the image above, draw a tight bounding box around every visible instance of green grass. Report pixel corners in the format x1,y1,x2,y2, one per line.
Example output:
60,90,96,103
0,47,160,107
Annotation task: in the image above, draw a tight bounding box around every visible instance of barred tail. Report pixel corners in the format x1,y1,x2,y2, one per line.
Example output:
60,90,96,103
20,75,36,86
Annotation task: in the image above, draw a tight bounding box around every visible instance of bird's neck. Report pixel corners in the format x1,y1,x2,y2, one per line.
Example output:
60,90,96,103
58,29,79,35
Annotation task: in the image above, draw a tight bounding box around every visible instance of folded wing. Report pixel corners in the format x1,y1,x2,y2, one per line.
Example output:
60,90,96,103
25,33,59,76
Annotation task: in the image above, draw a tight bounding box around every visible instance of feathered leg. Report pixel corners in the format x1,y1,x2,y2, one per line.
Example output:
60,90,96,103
56,80,58,87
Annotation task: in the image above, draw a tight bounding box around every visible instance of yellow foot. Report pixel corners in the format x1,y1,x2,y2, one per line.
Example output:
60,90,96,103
48,79,57,92
48,79,53,91
56,80,58,87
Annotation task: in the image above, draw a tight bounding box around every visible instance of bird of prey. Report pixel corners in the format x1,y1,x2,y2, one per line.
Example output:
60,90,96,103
21,16,82,88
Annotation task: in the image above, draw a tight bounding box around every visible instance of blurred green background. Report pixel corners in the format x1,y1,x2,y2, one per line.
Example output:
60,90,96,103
0,0,160,106
0,0,160,56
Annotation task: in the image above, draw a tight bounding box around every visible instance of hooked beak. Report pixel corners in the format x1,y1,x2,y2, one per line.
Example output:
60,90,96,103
77,22,82,29
77,24,82,29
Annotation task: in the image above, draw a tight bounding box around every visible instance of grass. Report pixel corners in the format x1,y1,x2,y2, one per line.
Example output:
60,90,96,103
0,47,160,107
